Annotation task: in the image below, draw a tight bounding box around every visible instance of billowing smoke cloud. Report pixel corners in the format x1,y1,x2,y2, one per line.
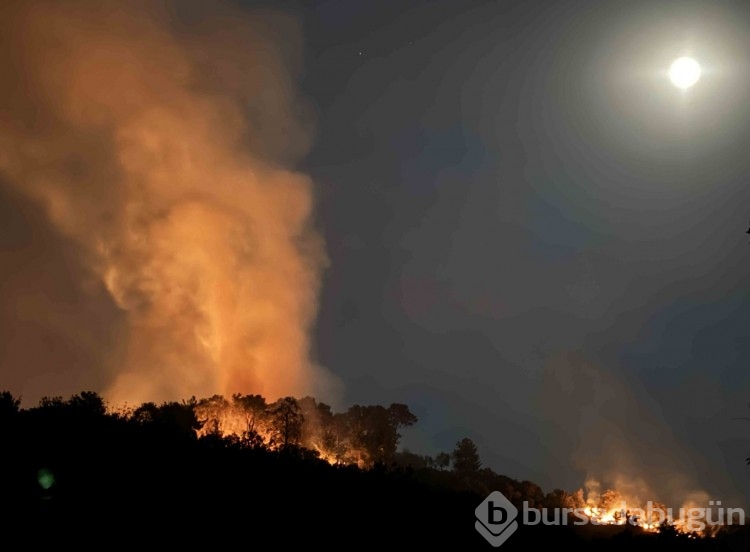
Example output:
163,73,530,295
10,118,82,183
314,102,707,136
0,0,340,405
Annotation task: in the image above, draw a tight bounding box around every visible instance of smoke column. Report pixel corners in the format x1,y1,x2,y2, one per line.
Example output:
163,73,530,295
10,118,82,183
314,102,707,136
0,0,340,405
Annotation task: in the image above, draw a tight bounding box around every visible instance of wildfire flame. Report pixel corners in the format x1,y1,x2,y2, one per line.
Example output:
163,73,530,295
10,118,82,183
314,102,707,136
571,482,729,537
193,395,371,468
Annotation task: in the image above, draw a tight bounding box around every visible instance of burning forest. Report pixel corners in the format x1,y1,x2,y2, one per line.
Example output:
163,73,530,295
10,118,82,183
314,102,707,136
189,394,418,468
0,392,744,546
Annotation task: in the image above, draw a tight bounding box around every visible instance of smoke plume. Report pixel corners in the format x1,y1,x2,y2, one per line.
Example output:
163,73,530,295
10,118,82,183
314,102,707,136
0,0,339,405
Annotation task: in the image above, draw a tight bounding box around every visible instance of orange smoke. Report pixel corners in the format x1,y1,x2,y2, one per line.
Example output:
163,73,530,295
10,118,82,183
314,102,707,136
0,0,339,404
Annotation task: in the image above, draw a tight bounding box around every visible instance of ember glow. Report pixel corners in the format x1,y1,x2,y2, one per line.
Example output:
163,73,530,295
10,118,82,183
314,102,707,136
569,479,738,536
0,0,339,405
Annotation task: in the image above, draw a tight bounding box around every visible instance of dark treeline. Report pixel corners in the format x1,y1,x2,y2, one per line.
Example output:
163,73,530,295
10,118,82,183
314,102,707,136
1,390,747,549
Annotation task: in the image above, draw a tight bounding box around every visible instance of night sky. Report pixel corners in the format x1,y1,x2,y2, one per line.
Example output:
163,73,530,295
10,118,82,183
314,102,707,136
2,0,750,509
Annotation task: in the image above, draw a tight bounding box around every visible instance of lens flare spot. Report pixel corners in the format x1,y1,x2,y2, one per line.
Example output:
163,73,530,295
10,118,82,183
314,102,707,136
37,468,55,490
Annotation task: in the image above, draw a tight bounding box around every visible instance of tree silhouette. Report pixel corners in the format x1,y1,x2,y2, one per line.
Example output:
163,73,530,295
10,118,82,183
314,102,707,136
133,398,202,436
232,393,267,434
131,401,159,424
0,390,20,420
451,437,481,476
343,403,418,465
435,451,451,471
326,411,355,464
268,397,304,448
38,396,66,411
195,395,229,435
68,391,106,417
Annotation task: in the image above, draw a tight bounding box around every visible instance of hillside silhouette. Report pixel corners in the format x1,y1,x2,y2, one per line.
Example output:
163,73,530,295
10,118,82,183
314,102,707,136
1,390,747,549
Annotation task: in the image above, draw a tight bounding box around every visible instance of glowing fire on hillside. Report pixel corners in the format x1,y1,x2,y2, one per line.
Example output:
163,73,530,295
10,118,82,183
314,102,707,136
194,396,365,466
192,394,416,469
184,396,741,538
561,481,741,536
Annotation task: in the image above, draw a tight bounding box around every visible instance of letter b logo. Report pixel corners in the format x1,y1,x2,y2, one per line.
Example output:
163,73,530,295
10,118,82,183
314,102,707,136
488,502,507,525
475,491,519,547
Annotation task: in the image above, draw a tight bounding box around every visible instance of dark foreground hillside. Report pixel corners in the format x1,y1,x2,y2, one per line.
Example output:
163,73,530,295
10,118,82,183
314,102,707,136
2,392,749,550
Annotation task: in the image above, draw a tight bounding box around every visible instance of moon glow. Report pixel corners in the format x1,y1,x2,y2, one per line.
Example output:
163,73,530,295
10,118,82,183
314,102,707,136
669,57,701,89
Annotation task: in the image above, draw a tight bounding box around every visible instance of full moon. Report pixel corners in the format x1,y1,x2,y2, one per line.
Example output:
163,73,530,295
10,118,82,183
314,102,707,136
669,57,701,89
